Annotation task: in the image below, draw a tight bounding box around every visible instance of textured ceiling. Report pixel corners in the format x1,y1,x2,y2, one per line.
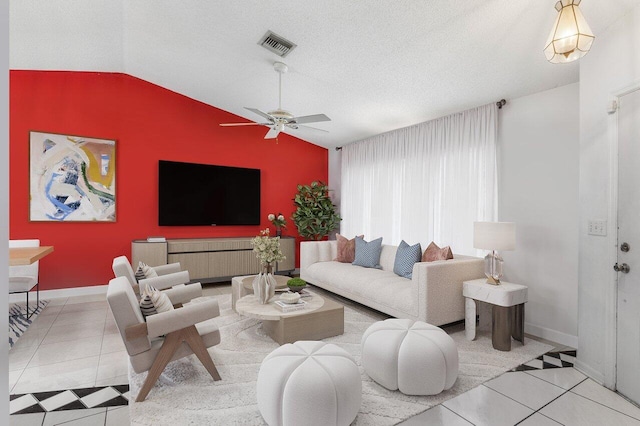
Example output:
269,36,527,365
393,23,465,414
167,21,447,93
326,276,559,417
10,0,640,148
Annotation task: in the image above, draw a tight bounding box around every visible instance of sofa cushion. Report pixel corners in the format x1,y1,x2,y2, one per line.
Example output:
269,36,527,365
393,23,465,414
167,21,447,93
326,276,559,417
305,261,416,316
393,240,422,279
353,237,383,269
334,234,363,263
422,242,454,262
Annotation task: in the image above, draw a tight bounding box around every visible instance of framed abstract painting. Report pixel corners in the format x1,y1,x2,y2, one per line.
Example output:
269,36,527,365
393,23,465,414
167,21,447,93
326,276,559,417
29,131,117,222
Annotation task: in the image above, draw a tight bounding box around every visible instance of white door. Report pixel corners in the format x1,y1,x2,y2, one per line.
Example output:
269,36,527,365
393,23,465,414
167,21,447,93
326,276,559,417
616,88,640,405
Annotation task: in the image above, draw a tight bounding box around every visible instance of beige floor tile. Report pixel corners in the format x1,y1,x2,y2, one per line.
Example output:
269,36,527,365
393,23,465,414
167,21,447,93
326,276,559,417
59,300,108,314
44,297,68,307
42,408,106,426
41,319,107,345
27,335,103,368
64,293,108,305
13,356,99,394
106,406,130,426
571,379,640,421
9,412,45,426
96,351,129,383
103,319,119,336
51,310,107,327
100,333,125,354
540,391,640,426
95,374,129,388
9,370,23,393
36,304,63,317
9,346,38,372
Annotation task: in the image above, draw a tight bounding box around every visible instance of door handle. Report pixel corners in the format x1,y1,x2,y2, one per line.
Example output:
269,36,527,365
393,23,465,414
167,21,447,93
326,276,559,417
614,263,630,273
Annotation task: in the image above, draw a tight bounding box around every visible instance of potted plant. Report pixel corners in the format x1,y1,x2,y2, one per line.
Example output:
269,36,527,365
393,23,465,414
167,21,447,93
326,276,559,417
292,181,341,240
287,277,307,293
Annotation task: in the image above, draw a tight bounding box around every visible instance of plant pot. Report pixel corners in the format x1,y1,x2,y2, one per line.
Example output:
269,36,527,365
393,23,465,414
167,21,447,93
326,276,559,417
287,283,306,293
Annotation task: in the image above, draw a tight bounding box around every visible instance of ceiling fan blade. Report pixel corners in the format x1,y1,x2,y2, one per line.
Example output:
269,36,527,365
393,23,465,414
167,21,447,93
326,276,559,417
220,122,270,127
297,124,329,133
292,114,331,124
245,107,274,122
264,127,281,139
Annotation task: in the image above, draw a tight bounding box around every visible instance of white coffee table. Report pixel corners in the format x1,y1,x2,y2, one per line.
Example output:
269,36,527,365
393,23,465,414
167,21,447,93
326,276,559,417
463,278,528,351
235,292,344,345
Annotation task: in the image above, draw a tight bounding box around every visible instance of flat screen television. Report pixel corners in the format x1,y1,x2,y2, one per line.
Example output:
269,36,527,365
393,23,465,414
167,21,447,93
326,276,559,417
158,160,261,226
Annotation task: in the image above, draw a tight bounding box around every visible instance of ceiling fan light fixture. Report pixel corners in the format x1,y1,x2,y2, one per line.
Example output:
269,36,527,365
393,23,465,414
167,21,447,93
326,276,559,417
544,0,594,64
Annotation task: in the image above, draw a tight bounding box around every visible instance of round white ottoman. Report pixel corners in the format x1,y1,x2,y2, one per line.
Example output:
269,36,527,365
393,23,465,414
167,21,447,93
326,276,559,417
257,341,361,426
361,318,458,395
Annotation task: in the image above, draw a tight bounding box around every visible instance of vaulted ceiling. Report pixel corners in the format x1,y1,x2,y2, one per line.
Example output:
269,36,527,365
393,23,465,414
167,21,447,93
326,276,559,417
10,0,640,148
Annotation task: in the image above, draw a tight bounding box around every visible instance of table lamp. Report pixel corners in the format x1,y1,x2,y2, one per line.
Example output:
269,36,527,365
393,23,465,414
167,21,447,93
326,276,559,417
473,222,516,285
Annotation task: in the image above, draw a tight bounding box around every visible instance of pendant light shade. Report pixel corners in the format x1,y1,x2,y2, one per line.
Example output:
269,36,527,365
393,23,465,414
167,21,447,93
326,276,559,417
544,0,595,64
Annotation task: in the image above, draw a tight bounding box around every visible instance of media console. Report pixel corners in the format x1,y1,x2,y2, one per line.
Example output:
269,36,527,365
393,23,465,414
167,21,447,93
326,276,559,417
131,236,296,283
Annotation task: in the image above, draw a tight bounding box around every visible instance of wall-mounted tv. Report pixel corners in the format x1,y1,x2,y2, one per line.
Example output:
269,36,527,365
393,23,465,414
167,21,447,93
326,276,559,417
158,160,261,226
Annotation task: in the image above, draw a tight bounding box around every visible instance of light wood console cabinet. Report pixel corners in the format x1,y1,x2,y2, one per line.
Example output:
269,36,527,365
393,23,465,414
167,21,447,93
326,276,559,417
132,237,296,283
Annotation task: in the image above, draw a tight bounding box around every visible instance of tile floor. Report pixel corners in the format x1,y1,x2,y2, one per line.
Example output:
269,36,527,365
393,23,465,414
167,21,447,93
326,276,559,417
9,283,640,425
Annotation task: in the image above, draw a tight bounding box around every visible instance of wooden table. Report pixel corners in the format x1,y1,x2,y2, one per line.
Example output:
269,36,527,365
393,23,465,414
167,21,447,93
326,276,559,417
236,292,344,345
9,246,54,266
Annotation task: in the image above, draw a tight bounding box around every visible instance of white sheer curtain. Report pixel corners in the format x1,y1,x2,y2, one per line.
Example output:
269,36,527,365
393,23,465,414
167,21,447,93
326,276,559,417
340,103,497,255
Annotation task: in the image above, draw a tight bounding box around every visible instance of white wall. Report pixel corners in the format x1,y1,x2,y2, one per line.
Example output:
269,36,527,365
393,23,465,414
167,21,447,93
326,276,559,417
1,0,9,421
577,5,640,386
499,83,580,348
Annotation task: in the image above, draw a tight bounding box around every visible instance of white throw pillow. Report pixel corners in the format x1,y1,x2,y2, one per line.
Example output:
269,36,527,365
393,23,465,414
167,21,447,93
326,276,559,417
139,284,173,319
135,261,159,282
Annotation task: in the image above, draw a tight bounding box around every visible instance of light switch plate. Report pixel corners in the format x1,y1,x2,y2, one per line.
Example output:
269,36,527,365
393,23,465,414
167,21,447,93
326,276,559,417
588,220,607,236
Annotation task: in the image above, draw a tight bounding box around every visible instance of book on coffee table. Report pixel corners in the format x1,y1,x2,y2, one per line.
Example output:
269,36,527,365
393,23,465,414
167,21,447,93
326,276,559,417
274,299,307,313
298,289,313,298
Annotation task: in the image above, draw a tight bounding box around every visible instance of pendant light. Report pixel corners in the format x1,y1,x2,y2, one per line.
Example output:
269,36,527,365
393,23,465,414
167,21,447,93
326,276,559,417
544,0,595,64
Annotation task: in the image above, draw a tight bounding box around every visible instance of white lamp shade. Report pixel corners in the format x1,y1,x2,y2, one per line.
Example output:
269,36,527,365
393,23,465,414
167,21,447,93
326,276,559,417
544,0,595,64
474,222,516,251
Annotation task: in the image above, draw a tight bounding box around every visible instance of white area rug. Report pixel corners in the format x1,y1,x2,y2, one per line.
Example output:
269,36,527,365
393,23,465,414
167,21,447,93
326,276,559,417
129,294,552,425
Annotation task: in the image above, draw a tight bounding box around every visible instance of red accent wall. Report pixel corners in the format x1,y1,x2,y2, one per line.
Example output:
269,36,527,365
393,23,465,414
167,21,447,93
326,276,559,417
10,71,328,290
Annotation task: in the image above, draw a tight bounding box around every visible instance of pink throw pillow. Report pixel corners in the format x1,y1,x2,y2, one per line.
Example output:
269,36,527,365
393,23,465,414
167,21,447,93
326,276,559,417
334,234,364,263
421,241,454,262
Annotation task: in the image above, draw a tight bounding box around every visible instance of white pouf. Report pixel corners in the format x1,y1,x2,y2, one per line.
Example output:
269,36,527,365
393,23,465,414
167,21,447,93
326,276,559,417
257,341,361,426
361,318,458,395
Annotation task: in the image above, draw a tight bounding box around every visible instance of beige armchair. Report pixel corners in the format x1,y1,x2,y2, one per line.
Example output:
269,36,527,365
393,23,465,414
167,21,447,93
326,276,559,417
9,239,40,319
107,276,222,401
112,255,191,295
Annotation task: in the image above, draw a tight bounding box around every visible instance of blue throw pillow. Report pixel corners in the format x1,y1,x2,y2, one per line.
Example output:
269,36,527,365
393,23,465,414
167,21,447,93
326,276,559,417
353,237,383,269
393,240,422,279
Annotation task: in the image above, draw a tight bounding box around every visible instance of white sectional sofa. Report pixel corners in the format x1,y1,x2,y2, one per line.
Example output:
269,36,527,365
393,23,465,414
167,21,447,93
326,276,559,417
300,240,485,326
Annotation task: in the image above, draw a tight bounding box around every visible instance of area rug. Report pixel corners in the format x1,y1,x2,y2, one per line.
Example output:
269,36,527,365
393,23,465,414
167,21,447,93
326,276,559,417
9,300,49,348
129,294,552,425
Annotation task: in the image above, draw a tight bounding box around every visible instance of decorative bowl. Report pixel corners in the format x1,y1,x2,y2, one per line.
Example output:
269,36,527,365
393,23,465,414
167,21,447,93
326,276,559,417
279,291,301,304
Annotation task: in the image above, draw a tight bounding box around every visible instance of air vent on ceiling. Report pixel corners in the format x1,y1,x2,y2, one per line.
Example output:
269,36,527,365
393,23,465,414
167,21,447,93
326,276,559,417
258,31,297,57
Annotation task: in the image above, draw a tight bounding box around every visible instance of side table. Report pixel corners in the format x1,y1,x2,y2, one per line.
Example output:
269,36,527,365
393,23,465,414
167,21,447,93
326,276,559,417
463,279,528,351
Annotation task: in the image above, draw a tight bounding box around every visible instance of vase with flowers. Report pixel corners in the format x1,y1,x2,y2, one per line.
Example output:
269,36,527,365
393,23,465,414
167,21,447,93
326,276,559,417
251,228,286,304
268,213,287,237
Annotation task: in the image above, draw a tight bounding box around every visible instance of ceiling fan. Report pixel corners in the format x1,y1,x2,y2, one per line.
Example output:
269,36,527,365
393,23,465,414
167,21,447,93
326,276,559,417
220,62,331,139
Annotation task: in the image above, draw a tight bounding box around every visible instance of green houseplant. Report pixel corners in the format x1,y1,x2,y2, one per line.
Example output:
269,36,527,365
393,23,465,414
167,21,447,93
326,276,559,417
292,181,341,240
286,277,307,293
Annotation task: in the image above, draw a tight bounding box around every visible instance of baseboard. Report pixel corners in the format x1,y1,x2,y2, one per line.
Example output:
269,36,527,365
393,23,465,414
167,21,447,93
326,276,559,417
574,359,606,386
524,322,579,349
9,285,108,303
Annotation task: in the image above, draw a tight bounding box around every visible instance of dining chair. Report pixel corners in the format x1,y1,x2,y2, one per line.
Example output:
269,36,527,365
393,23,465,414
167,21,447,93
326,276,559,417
9,239,41,319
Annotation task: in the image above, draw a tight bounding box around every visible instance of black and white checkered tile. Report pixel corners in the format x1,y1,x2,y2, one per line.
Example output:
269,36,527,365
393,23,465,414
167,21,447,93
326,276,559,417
9,385,129,415
511,350,577,372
